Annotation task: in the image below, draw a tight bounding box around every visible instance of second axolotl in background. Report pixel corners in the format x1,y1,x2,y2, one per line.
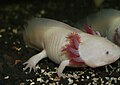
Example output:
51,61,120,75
76,9,120,46
23,18,120,77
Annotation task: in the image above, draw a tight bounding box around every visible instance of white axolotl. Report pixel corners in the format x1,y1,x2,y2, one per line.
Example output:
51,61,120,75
77,9,120,46
23,18,120,77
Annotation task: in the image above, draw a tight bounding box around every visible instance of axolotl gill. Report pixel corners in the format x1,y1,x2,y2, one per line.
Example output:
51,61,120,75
23,18,120,77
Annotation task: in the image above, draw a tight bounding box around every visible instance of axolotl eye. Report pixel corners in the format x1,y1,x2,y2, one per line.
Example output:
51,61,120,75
106,51,109,55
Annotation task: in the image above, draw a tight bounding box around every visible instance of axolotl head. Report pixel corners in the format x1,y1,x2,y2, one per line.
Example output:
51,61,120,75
78,33,120,68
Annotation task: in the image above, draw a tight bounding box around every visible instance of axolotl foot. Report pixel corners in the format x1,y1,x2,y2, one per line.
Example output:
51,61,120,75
23,50,47,73
23,60,37,73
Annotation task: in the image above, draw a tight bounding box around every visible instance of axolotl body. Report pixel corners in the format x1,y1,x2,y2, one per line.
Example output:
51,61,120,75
23,18,120,77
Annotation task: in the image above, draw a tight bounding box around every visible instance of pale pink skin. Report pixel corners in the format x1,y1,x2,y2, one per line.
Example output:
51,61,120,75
23,18,120,77
82,9,120,46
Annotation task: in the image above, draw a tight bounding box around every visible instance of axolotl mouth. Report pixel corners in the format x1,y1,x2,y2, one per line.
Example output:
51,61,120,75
96,53,120,67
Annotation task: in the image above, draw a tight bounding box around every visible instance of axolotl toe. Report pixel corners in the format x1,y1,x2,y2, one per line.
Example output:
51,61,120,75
23,18,120,77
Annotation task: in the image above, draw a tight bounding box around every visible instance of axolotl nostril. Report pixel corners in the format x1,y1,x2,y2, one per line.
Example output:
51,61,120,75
23,18,120,77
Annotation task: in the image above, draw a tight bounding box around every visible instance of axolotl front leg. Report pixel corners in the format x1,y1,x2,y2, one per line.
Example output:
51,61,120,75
23,49,70,77
57,60,70,77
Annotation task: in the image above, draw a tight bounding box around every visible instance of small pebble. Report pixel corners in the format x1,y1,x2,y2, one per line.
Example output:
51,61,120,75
87,76,90,79
118,77,120,80
92,78,99,82
41,10,46,14
37,78,43,82
0,29,6,32
91,73,95,77
73,84,78,85
68,78,73,84
105,77,109,80
12,29,18,34
45,80,49,83
20,83,25,85
0,34,2,38
4,76,9,79
41,69,45,73
30,82,35,85
36,65,40,69
81,79,84,81
4,41,8,44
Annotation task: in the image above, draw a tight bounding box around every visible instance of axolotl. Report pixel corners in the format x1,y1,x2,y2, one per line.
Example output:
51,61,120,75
78,9,120,46
23,18,120,77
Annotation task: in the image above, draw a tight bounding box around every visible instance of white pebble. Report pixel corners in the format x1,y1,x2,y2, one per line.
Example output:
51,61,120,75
82,76,84,78
36,65,40,69
92,78,99,82
0,34,2,38
30,82,35,85
4,76,9,79
41,69,45,73
37,78,43,82
50,77,54,81
20,83,25,85
91,74,95,77
45,80,49,83
41,10,45,14
87,76,90,79
100,78,104,84
105,77,109,80
17,40,21,44
25,45,28,48
111,77,117,83
12,29,18,34
81,79,84,81
68,78,73,84
0,29,6,32
4,41,8,44
88,83,91,85
118,77,120,80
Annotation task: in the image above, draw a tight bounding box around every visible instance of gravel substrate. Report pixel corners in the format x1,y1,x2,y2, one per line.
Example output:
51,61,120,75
0,0,120,85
